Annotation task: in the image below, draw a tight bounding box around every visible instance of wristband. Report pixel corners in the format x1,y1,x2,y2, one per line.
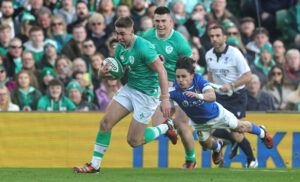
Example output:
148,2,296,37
197,94,204,100
159,94,170,101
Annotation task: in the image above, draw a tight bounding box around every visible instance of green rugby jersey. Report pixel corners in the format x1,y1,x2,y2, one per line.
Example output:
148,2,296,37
115,35,159,97
143,28,192,81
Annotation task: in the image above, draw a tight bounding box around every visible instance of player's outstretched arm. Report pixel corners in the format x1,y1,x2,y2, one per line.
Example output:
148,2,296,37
184,88,216,102
149,58,171,118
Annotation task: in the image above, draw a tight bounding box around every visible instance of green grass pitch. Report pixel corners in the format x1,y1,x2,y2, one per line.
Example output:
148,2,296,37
0,168,299,182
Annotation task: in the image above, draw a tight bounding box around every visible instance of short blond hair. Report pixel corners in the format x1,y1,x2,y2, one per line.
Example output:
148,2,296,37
88,13,105,27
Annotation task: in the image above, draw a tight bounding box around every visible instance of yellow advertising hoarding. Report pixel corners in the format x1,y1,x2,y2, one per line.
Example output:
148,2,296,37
0,112,299,168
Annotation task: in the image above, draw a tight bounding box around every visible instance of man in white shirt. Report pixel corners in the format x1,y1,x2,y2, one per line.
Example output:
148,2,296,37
206,25,257,168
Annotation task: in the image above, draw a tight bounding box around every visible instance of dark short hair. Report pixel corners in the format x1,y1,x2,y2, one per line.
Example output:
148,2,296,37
208,25,226,35
29,26,44,35
154,6,171,15
48,78,63,87
176,57,195,75
114,16,134,28
254,27,269,37
240,17,255,24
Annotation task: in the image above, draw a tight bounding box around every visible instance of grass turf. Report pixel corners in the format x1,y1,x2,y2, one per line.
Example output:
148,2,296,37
0,168,299,182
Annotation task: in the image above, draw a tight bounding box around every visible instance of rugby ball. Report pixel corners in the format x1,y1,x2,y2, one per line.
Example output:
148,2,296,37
103,57,123,80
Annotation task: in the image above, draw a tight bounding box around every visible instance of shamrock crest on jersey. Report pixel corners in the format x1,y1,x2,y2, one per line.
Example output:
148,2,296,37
165,45,173,54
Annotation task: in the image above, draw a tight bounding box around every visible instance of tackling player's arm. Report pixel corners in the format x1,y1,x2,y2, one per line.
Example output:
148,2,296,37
149,57,171,118
184,87,216,102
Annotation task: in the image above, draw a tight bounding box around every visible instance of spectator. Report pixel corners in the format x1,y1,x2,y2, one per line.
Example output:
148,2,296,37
39,67,55,94
49,15,72,53
27,0,45,19
87,13,108,53
250,44,276,86
97,0,115,26
131,0,147,32
72,57,88,74
287,84,300,111
95,79,122,112
246,27,271,62
206,0,237,25
225,24,248,57
37,78,76,111
3,38,23,78
283,1,300,49
146,3,157,19
54,0,76,25
0,64,16,92
263,65,294,110
37,7,52,38
183,3,207,39
11,70,42,111
116,3,131,18
0,24,12,56
37,39,58,70
0,0,21,38
67,1,90,33
21,51,40,89
136,16,154,37
61,24,87,60
24,26,46,63
246,74,274,111
90,53,104,89
273,40,287,66
191,45,205,75
16,13,35,43
72,70,94,102
284,49,300,88
81,39,97,67
66,80,98,111
171,0,188,26
0,85,19,111
240,17,256,46
55,56,73,86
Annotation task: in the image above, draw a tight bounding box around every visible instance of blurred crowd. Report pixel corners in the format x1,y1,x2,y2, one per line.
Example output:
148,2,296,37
0,0,299,112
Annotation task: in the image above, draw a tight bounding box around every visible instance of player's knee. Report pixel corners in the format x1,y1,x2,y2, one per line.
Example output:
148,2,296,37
100,118,112,132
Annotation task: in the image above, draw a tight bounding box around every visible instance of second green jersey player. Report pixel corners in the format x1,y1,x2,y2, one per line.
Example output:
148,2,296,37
143,6,197,169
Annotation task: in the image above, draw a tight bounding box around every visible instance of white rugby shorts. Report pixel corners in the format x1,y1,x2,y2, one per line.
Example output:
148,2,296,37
113,85,159,124
190,103,239,141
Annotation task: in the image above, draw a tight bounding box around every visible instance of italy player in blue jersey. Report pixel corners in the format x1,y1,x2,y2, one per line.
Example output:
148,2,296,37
169,57,274,165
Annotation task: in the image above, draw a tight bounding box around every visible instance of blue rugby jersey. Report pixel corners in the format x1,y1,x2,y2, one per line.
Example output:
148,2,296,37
170,74,219,124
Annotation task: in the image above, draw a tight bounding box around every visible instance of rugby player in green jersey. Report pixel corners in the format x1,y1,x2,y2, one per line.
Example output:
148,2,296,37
143,7,196,169
73,16,177,173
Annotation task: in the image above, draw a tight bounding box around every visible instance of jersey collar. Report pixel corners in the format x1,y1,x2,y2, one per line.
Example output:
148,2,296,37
155,29,174,40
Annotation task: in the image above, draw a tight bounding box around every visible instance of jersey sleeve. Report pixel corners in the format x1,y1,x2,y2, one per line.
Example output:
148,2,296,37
141,40,159,65
178,34,192,57
195,74,210,93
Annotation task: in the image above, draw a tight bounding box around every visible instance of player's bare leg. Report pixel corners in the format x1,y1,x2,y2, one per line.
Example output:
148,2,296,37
174,106,196,169
74,100,130,173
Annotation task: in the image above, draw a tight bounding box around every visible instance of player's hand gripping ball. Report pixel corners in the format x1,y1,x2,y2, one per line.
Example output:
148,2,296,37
102,57,123,80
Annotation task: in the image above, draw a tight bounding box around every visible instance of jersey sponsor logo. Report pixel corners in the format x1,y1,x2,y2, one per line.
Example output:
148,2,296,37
181,99,204,107
165,46,173,54
129,56,135,64
168,87,175,92
210,69,230,77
